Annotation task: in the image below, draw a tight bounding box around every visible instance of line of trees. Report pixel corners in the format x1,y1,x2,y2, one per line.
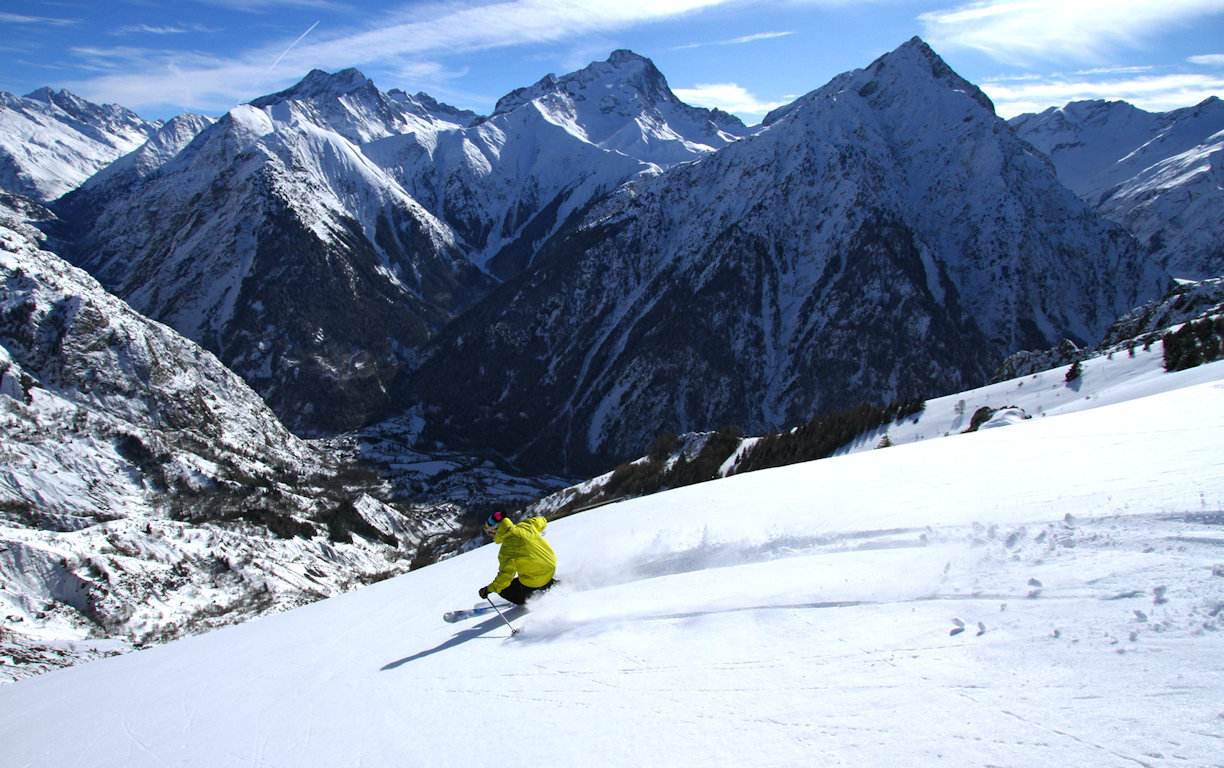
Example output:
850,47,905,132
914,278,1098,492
1163,315,1224,372
540,396,926,520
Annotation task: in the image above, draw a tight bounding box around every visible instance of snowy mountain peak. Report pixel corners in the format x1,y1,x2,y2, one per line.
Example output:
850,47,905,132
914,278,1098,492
487,49,748,160
25,86,88,112
858,36,995,114
21,86,155,132
252,67,378,107
389,90,478,127
491,49,745,137
248,67,472,145
764,37,993,126
493,49,670,115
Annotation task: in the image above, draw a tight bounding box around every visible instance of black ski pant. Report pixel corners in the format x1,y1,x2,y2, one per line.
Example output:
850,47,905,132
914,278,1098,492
498,577,558,606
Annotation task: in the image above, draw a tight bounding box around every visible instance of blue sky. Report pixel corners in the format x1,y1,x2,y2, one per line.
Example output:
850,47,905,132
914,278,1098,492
3,0,1223,124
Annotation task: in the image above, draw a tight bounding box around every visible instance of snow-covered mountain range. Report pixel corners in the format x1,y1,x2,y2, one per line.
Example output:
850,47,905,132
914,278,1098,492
1,37,1221,684
0,88,160,202
40,51,744,435
1011,97,1224,279
404,39,1167,473
52,85,488,434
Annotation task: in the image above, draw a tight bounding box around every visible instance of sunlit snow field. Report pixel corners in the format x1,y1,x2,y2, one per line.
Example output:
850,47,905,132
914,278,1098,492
1,361,1222,767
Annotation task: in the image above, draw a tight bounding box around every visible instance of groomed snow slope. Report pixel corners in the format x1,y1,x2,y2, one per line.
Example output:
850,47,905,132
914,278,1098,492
2,369,1223,767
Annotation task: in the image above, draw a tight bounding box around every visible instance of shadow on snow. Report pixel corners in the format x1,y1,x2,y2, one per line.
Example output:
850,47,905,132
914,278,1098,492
380,606,528,670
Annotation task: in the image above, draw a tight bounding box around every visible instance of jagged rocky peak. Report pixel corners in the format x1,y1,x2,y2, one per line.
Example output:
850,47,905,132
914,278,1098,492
156,112,215,145
881,36,996,113
486,49,750,158
493,49,744,130
765,37,994,126
1040,99,1146,126
251,67,378,107
246,68,477,142
493,50,668,113
21,86,158,133
8,86,154,131
24,86,90,111
389,90,479,126
0,87,160,201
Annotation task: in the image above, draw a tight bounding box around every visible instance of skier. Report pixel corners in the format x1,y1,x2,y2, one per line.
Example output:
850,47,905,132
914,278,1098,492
478,512,558,606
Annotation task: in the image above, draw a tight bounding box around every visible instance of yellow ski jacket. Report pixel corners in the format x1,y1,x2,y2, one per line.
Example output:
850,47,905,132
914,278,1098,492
487,516,556,593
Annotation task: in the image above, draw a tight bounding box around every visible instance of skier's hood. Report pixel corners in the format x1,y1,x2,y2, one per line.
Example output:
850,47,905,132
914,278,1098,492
492,517,514,543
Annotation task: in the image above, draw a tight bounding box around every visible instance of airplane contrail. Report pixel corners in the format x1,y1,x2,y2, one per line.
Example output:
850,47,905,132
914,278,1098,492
270,20,321,71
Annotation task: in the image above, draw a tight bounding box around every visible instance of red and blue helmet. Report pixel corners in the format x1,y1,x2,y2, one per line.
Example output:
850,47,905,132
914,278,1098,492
483,511,505,534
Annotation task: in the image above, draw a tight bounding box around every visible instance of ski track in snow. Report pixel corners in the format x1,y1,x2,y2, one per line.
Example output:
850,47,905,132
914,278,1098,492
0,376,1222,766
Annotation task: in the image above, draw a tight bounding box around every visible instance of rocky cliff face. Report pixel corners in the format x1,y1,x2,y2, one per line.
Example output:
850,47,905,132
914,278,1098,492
1,193,445,681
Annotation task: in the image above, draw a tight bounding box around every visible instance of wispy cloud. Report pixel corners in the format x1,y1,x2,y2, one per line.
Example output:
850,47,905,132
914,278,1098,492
0,11,78,26
113,23,220,36
1188,53,1224,66
671,30,796,50
921,0,1224,64
981,70,1224,117
1071,65,1155,77
65,0,745,112
193,0,350,10
673,82,791,118
726,31,794,45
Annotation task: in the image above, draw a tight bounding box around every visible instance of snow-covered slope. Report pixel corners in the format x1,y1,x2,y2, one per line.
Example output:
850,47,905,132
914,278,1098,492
406,38,1167,474
64,112,215,200
0,88,159,202
1012,98,1224,279
0,195,449,682
1,361,1220,766
840,328,1224,456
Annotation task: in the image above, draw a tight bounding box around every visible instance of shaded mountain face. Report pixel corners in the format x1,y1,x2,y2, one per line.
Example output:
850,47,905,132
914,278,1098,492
0,88,160,203
404,39,1168,475
1011,97,1224,280
47,53,743,434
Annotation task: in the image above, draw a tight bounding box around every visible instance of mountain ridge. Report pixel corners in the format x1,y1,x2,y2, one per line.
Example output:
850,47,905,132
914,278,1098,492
1011,95,1224,279
0,88,160,202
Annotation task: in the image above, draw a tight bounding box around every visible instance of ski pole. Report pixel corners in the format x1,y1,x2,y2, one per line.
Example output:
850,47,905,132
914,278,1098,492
487,597,520,636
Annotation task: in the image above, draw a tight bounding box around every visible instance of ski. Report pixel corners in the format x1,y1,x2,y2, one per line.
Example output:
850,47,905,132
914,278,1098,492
442,601,515,623
442,606,495,623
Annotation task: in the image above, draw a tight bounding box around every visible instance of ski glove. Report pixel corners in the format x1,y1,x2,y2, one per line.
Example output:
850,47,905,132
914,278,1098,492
479,587,489,599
